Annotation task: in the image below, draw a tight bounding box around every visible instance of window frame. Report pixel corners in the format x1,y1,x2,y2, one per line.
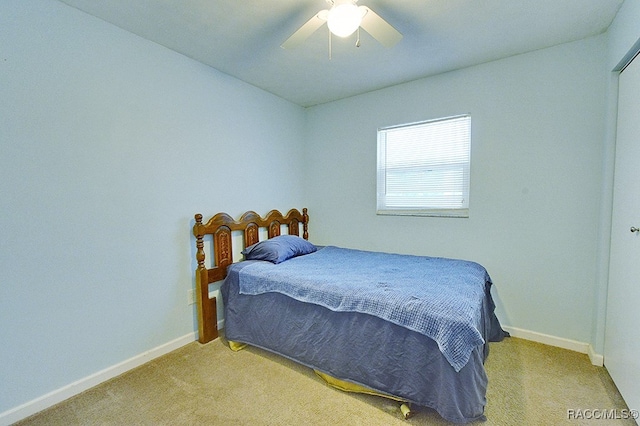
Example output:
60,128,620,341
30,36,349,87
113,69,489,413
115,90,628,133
376,114,471,218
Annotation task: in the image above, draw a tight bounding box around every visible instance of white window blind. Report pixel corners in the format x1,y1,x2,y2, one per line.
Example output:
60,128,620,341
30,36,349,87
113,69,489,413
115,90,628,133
377,115,471,217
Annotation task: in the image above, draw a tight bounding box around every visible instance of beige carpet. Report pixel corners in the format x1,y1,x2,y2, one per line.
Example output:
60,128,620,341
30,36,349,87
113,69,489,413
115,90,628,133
16,335,636,425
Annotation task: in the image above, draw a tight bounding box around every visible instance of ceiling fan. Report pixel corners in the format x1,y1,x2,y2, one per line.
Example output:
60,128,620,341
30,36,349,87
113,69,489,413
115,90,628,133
281,0,402,50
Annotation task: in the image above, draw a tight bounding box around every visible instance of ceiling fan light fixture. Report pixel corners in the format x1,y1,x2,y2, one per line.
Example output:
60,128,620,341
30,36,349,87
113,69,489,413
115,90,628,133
281,0,402,50
327,3,363,38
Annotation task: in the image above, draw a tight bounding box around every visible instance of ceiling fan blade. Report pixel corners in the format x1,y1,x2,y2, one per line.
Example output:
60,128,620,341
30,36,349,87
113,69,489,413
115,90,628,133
359,6,402,48
281,11,328,49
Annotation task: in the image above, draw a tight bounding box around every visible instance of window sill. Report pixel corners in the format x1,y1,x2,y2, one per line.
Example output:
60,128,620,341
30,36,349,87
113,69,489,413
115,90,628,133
376,209,469,218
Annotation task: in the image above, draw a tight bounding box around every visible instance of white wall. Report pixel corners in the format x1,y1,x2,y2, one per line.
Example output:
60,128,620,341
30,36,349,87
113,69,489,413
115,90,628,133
0,0,305,416
305,35,608,348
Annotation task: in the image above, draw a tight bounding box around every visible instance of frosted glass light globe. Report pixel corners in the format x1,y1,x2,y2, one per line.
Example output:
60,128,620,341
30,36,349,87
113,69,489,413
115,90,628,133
327,3,363,38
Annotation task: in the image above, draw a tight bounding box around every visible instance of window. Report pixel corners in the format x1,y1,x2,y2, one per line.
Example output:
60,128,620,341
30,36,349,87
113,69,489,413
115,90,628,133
377,115,471,217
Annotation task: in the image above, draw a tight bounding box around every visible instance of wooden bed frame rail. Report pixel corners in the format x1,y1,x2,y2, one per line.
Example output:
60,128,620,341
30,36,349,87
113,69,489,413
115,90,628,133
193,208,309,343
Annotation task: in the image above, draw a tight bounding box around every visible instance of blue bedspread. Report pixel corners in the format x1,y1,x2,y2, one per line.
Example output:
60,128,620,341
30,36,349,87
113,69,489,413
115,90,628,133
238,246,491,372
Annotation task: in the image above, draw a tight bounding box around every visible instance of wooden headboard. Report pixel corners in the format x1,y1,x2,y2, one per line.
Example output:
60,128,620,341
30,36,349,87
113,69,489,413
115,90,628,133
193,208,309,343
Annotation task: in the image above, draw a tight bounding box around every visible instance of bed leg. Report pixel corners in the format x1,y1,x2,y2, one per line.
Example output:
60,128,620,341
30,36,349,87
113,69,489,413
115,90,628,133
400,403,413,420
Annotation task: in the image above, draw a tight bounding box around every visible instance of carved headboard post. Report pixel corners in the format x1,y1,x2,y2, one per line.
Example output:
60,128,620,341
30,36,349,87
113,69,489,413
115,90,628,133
303,208,309,240
193,213,218,344
194,214,206,269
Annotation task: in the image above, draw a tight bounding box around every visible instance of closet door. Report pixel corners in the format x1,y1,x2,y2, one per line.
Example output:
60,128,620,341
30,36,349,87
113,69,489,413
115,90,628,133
604,54,640,413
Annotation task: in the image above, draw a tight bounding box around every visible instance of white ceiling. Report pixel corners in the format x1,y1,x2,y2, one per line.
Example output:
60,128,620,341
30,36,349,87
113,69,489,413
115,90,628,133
57,0,624,107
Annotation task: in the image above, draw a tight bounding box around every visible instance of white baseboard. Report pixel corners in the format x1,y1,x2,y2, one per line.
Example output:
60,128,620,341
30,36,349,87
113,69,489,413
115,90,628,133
502,326,604,367
0,332,196,426
587,345,605,367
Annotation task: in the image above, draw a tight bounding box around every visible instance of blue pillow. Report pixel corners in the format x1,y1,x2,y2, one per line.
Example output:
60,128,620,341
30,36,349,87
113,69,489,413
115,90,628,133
241,235,317,264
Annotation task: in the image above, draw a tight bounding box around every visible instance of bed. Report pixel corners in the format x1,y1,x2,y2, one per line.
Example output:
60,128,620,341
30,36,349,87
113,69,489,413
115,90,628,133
193,208,508,423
